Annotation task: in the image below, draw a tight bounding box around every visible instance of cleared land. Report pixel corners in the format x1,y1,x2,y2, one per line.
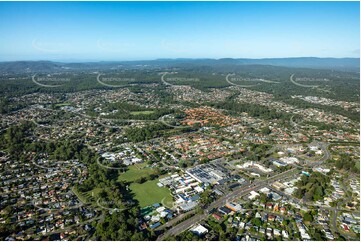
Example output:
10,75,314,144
116,164,173,207
130,179,173,208
117,163,156,182
130,110,155,115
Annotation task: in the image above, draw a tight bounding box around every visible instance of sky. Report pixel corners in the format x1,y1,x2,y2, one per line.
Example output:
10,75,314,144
0,1,359,61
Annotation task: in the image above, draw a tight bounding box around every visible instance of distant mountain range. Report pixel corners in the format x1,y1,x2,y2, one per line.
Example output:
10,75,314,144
0,57,359,74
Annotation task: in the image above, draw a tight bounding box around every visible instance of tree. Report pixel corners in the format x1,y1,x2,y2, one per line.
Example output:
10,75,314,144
261,126,272,135
252,218,262,227
313,186,324,201
293,188,303,199
200,188,214,205
131,232,145,241
303,212,313,222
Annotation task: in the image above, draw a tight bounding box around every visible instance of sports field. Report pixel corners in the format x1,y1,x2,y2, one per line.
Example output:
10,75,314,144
118,163,156,182
130,179,173,208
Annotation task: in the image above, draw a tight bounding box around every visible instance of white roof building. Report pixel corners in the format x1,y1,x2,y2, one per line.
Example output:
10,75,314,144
259,187,270,194
190,224,208,236
248,191,260,200
280,157,299,164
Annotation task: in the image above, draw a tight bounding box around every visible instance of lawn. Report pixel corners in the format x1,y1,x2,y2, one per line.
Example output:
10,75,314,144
117,163,156,182
130,110,155,115
130,179,173,208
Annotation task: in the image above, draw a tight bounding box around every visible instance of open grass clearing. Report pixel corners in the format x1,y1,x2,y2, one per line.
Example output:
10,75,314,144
130,110,155,115
117,163,156,182
130,179,173,208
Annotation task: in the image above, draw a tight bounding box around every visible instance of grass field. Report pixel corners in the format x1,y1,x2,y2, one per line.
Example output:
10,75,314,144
130,179,173,208
130,110,155,115
117,163,156,182
74,163,173,208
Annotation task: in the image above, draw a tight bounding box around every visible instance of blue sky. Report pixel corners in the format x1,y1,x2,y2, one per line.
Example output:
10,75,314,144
0,1,359,61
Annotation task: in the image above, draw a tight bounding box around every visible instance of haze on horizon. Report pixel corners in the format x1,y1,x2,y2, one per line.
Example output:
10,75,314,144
0,1,359,62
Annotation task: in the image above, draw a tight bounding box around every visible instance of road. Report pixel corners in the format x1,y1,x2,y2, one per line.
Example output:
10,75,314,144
157,168,299,240
155,210,196,232
330,179,355,240
160,72,174,86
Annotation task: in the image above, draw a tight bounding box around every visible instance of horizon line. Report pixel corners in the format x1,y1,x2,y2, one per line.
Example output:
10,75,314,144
1,56,360,63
